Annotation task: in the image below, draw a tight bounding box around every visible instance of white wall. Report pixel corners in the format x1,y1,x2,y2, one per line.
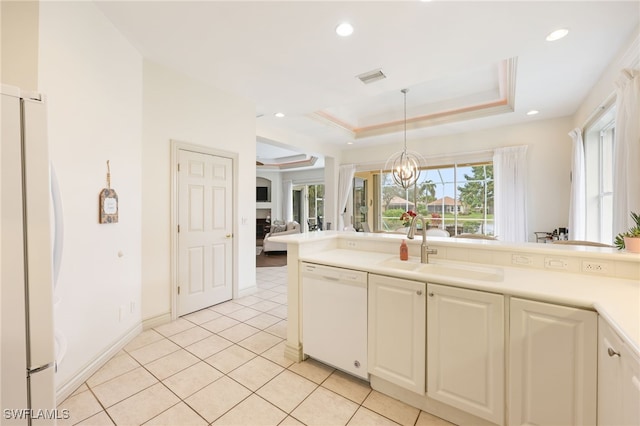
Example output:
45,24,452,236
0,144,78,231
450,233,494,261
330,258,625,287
1,1,39,91
142,60,256,322
37,1,143,390
574,30,639,129
282,168,325,185
256,168,326,224
341,117,574,241
256,170,282,220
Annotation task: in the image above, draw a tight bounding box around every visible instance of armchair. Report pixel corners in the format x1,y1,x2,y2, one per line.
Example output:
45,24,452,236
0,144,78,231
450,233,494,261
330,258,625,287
262,221,301,253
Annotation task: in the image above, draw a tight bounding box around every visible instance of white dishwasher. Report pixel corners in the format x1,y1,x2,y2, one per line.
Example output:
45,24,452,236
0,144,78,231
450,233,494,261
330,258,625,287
301,262,368,380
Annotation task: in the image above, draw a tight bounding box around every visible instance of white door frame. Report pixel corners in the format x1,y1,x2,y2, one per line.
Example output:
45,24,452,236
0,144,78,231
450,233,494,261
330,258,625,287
170,140,238,320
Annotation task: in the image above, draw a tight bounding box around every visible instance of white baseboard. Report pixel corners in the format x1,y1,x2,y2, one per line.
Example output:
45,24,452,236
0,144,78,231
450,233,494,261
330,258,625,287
237,285,257,299
55,322,142,403
284,342,303,363
142,312,172,330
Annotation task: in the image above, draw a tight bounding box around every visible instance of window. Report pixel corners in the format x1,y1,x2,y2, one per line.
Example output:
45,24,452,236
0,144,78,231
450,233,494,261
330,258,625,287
353,177,367,231
308,184,324,228
293,183,325,230
585,105,615,244
379,162,494,236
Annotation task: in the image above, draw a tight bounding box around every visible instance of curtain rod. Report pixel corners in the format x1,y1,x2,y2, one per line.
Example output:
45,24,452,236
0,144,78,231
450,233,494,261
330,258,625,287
580,92,616,132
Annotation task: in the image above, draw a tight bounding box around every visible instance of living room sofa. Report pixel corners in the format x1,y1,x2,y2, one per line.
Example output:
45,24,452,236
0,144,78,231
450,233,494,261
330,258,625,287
262,221,301,253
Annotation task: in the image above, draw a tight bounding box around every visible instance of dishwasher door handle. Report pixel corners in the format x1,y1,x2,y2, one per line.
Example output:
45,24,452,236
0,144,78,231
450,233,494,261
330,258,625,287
321,275,340,281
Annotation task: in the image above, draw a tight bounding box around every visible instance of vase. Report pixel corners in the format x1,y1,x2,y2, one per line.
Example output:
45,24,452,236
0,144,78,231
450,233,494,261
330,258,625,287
623,236,640,253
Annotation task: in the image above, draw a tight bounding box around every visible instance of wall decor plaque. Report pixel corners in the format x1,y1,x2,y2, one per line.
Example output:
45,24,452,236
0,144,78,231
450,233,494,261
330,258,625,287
99,160,118,224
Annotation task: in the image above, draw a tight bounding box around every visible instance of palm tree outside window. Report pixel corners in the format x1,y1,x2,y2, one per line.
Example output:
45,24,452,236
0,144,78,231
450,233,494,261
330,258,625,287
379,162,494,236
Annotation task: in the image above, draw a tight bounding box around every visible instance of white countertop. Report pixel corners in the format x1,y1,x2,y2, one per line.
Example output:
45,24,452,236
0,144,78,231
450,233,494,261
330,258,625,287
271,230,640,261
298,247,640,356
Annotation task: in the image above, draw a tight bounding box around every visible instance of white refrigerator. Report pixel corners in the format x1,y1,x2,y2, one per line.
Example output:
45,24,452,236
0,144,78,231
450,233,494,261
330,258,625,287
1,85,57,424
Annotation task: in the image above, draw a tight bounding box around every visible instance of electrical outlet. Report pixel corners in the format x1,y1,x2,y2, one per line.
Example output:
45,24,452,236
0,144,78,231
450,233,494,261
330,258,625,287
582,261,609,274
512,254,533,265
545,257,568,270
347,241,357,248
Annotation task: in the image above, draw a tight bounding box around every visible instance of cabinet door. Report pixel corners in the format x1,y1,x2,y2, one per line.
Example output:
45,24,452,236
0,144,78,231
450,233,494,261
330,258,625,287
598,317,624,426
368,274,426,394
509,298,597,426
621,343,640,425
427,284,504,425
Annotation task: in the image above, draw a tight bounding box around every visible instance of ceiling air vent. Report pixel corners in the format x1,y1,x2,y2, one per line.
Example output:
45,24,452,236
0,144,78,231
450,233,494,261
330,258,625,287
356,69,386,85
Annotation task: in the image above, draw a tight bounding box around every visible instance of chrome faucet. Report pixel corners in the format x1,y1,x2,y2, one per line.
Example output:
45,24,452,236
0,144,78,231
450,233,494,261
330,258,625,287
407,214,438,264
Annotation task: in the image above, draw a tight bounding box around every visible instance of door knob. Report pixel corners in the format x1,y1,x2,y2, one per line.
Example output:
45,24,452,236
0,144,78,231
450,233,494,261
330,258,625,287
226,234,232,238
607,347,621,357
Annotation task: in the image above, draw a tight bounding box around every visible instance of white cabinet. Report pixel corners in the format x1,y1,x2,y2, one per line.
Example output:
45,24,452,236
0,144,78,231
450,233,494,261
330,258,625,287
301,263,368,379
509,298,597,426
598,316,624,425
621,343,640,425
426,284,504,425
598,317,640,425
368,274,426,394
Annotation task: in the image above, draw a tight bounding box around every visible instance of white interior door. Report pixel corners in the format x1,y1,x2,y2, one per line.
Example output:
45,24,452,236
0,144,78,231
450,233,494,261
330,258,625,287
178,149,233,316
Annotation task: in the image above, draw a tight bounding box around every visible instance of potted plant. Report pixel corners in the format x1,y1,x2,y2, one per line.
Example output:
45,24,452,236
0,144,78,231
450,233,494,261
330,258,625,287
614,212,640,253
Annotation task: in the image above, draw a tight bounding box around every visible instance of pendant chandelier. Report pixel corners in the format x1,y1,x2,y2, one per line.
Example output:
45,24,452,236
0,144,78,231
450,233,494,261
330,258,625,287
385,89,422,190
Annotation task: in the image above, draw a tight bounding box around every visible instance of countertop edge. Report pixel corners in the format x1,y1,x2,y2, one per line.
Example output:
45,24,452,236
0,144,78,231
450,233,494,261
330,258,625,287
298,248,640,357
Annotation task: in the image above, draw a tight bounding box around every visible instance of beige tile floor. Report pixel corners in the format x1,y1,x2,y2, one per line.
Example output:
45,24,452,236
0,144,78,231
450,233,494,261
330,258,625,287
58,266,454,426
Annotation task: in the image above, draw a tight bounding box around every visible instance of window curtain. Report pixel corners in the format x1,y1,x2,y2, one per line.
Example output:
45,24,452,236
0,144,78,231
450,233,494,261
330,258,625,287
613,69,640,236
337,164,356,230
568,128,586,240
282,179,293,223
373,174,382,231
493,146,528,242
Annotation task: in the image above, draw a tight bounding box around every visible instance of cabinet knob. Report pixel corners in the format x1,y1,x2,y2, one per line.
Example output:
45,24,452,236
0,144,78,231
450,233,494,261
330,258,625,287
354,360,361,368
428,292,434,297
607,347,621,358
416,290,423,296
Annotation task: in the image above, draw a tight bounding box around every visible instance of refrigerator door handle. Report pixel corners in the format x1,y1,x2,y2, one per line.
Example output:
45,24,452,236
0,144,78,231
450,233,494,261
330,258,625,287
50,163,64,290
28,362,55,375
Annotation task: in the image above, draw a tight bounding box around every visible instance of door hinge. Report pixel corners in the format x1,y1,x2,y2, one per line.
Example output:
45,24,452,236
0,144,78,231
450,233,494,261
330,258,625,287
177,224,180,233
177,286,181,295
177,163,181,172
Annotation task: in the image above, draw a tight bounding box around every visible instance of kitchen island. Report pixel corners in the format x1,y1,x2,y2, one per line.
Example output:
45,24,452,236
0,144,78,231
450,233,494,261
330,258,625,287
269,231,640,425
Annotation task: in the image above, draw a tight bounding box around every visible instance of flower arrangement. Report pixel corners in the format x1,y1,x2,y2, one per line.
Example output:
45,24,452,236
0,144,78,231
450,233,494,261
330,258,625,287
400,210,417,227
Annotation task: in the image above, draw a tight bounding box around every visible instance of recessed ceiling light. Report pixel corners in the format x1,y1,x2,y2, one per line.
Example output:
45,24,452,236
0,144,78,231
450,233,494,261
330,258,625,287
527,110,539,116
347,142,354,145
336,22,354,37
274,112,285,118
546,28,569,42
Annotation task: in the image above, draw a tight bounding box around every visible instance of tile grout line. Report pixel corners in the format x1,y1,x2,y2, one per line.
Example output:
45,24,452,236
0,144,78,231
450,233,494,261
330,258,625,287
137,297,288,423
65,268,420,426
84,351,157,425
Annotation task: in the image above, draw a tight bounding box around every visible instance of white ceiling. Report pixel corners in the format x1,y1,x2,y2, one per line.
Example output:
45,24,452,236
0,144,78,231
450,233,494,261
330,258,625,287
95,0,639,164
